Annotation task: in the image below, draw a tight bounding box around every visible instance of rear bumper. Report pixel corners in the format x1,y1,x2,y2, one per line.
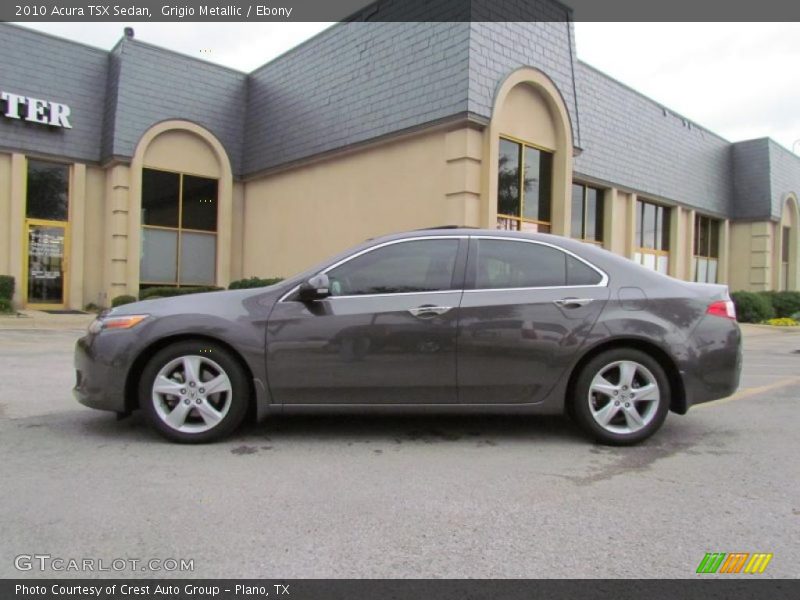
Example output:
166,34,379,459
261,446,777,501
682,318,742,410
73,334,128,413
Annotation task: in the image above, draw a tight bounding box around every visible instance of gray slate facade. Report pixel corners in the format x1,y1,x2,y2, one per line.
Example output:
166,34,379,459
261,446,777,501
1,12,799,222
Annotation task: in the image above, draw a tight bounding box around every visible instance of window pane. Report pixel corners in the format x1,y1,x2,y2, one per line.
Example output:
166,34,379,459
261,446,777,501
522,147,541,221
707,258,718,283
476,240,566,289
524,148,552,223
27,225,65,304
182,175,218,232
328,240,459,296
142,169,179,228
586,187,602,241
180,232,216,285
642,202,656,248
659,206,671,251
696,258,708,283
656,254,669,274
571,184,584,238
140,228,177,283
567,255,602,285
498,139,521,217
709,220,720,258
26,160,69,221
636,201,644,247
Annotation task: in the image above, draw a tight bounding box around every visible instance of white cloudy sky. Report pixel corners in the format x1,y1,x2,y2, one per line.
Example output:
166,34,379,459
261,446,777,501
13,21,800,153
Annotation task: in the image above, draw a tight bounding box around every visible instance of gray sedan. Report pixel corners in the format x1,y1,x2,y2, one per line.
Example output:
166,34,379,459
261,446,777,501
74,228,742,445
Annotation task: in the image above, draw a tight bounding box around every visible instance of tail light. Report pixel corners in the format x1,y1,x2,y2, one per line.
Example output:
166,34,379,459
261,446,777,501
707,300,736,320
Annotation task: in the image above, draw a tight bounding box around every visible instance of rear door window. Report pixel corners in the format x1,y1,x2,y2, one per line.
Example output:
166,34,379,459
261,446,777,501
474,239,602,289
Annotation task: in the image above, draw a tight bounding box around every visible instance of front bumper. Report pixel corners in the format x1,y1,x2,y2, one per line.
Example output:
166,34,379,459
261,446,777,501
73,334,129,413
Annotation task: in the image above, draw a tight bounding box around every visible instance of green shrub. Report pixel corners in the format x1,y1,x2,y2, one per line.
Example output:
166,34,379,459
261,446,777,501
0,275,14,301
111,294,138,308
731,291,774,323
760,291,800,318
0,298,13,313
228,277,284,290
138,286,223,300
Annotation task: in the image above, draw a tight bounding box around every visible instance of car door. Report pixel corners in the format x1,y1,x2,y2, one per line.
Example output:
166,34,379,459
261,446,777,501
457,236,610,404
266,236,467,405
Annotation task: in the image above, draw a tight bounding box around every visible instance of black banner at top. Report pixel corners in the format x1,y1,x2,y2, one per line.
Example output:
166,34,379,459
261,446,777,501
4,0,800,22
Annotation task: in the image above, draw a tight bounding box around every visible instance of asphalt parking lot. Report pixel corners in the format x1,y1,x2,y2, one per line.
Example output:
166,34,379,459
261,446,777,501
0,322,798,578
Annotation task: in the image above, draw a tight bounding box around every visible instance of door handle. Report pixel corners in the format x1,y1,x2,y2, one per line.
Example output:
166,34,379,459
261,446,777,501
554,298,593,308
408,305,452,318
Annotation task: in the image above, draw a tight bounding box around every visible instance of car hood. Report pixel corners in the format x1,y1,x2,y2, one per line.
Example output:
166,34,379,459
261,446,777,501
107,287,279,318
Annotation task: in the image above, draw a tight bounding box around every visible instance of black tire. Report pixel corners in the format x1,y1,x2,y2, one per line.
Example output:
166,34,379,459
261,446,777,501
139,340,250,443
570,348,670,446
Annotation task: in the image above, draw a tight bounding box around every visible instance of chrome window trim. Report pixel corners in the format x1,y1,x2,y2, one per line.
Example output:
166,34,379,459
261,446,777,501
278,236,467,303
467,235,609,290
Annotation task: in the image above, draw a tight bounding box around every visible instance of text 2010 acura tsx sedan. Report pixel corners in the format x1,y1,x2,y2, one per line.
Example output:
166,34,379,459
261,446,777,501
74,228,742,445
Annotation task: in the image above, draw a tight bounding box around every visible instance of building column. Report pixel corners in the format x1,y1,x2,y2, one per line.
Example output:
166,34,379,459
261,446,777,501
668,205,683,278
445,127,483,227
68,163,86,310
9,153,26,307
103,165,131,305
749,221,772,291
625,193,637,259
684,209,696,282
718,219,730,286
603,187,625,256
0,154,11,277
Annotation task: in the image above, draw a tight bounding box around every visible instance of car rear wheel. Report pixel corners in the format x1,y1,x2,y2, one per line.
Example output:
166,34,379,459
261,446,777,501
570,348,670,445
139,340,249,443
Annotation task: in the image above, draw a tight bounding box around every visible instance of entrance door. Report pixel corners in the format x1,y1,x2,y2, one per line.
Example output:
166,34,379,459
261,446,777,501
25,220,69,309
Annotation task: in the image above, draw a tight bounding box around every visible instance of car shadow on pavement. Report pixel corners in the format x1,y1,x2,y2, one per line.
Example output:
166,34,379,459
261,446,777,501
242,413,587,446
71,409,587,446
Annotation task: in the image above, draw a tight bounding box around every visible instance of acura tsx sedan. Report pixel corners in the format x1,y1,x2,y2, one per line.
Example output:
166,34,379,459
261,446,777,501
74,228,742,445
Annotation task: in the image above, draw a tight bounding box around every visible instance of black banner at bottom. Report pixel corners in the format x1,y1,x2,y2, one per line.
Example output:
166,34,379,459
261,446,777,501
3,579,799,600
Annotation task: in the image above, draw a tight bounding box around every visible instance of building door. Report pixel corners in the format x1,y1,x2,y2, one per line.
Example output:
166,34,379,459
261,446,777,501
23,159,71,309
25,220,69,309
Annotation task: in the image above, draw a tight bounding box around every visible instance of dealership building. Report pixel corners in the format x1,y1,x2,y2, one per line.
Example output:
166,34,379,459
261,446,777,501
1,11,799,310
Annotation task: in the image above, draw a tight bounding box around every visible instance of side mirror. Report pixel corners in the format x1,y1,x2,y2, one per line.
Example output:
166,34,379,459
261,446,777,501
298,273,331,302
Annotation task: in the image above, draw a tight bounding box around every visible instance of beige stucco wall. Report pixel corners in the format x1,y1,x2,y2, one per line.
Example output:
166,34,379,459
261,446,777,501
143,129,221,177
241,126,481,278
493,83,558,151
728,221,774,292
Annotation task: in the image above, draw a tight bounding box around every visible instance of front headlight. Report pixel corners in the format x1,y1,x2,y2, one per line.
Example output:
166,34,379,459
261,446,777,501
88,314,149,334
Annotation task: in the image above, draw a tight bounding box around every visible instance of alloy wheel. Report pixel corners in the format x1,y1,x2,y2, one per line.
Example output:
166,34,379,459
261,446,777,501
587,360,660,435
151,355,233,434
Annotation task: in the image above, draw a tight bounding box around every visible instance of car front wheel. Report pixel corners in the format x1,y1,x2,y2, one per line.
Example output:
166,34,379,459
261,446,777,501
571,348,670,445
139,340,249,443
